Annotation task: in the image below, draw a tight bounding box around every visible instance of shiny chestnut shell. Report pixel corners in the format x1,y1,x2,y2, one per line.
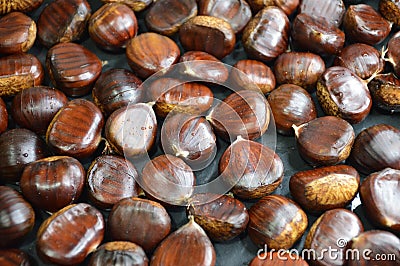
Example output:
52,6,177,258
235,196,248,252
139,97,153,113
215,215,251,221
0,97,8,134
0,249,31,266
108,197,171,253
387,31,400,77
0,186,35,248
20,156,85,212
298,0,345,27
379,0,400,26
242,6,290,62
101,0,152,12
0,0,43,15
249,252,308,266
46,99,104,159
11,86,68,135
37,0,91,48
36,203,104,265
247,0,299,16
46,42,102,97
368,73,400,112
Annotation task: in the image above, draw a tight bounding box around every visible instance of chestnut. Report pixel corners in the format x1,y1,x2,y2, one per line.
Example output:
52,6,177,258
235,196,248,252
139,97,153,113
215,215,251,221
0,0,43,14
145,0,197,36
386,31,400,78
379,0,400,26
101,0,152,12
36,203,105,265
242,6,290,62
368,73,400,113
46,42,102,97
0,249,31,266
248,195,308,249
268,84,317,136
46,99,104,159
247,0,299,16
289,165,360,213
293,116,355,166
89,3,138,52
249,252,309,266
0,97,8,134
37,0,91,48
0,186,35,248
108,197,171,253
298,0,345,27
0,12,36,54
20,156,85,213
11,86,68,135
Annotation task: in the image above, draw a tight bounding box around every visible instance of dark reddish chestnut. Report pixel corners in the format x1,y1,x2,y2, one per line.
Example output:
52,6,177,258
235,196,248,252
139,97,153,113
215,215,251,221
0,0,43,14
108,197,171,253
304,209,364,266
248,195,308,249
87,155,141,209
88,241,148,266
20,156,85,213
273,52,325,91
249,252,308,266
360,168,400,233
188,193,249,241
105,103,157,158
150,217,216,266
316,66,372,124
231,59,276,94
89,3,138,52
298,0,345,27
101,0,152,12
293,116,355,166
291,13,345,56
0,12,36,54
145,0,197,36
386,31,400,77
268,84,317,135
349,124,400,174
0,128,49,182
0,97,8,134
289,165,360,213
37,0,91,48
0,186,35,248
379,0,400,26
11,86,68,135
126,32,180,79
46,42,102,97
0,249,31,266
242,6,290,62
343,4,391,45
36,203,104,265
0,53,44,97
198,0,252,33
219,137,283,199
46,99,104,159
247,0,299,16
92,68,143,116
368,73,400,112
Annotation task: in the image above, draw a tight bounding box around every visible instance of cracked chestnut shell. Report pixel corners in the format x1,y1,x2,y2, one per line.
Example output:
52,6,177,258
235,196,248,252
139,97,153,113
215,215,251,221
0,97,7,134
368,73,400,113
379,0,400,26
298,0,345,27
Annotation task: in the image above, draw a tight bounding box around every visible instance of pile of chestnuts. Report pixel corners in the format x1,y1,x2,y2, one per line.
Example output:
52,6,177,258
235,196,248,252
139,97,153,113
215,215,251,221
0,0,400,265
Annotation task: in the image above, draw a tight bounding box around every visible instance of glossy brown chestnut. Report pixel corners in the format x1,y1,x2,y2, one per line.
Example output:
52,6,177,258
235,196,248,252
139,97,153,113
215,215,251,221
0,97,8,134
368,73,400,112
343,4,391,45
273,52,325,91
249,252,309,266
219,137,283,199
150,217,216,266
0,53,44,97
89,3,137,52
46,99,104,159
87,155,140,209
291,13,345,56
20,156,85,213
0,249,31,266
0,12,36,54
387,31,400,77
0,128,49,182
179,15,236,59
247,0,299,16
139,154,196,206
92,68,143,116
36,203,104,265
248,195,308,249
268,84,317,136
242,6,290,62
105,103,157,158
188,193,249,241
0,0,43,14
0,186,35,248
289,165,360,213
294,116,355,166
46,42,102,97
207,90,270,141
347,230,400,266
88,241,148,266
231,59,276,94
11,86,68,135
334,43,385,80
198,0,252,33
145,0,197,36
37,0,91,48
349,124,400,174
316,66,372,124
379,0,400,26
108,197,171,253
101,0,152,12
304,209,364,266
126,32,180,79
298,0,345,27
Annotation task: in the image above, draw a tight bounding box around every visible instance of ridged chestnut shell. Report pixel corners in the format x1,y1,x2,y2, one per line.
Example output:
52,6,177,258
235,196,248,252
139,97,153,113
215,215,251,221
0,249,31,265
101,0,152,12
247,0,299,16
298,0,345,27
0,0,43,15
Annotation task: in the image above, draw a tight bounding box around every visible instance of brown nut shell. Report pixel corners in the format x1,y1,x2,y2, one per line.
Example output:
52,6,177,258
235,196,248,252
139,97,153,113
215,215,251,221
0,249,31,266
0,0,43,15
368,73,400,112
379,0,400,26
298,0,345,27
387,31,400,77
0,97,8,134
101,0,152,12
249,252,308,266
247,0,299,16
